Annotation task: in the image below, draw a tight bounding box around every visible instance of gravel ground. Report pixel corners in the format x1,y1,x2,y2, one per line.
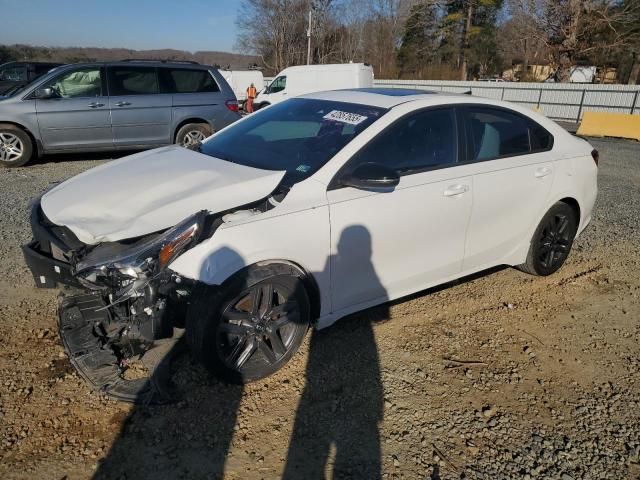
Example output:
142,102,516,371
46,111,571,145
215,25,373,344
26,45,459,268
0,139,639,480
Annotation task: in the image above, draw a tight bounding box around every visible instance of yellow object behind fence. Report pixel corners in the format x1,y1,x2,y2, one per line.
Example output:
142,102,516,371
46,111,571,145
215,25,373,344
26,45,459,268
577,111,640,141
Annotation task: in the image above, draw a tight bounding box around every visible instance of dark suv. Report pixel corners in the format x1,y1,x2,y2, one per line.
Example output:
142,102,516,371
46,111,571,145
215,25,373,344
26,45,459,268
0,61,63,96
0,60,240,167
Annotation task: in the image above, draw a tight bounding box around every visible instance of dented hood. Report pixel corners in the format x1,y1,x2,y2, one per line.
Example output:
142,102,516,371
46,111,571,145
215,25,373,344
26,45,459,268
41,146,285,245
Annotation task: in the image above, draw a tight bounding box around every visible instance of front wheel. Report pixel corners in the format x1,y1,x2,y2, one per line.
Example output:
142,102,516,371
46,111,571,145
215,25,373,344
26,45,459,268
0,125,33,167
175,123,212,148
518,202,578,276
186,274,310,383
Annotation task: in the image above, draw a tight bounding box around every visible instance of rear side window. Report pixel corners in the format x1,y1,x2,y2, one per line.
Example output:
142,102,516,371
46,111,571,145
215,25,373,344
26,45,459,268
467,107,530,161
108,66,159,95
529,122,554,151
159,68,219,93
347,108,457,175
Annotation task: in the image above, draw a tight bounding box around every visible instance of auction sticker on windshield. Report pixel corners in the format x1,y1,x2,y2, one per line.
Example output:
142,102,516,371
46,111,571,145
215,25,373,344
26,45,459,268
323,110,368,125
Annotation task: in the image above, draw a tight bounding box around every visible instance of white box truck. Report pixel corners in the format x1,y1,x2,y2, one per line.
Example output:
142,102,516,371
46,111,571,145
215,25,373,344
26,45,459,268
254,63,374,109
220,70,264,107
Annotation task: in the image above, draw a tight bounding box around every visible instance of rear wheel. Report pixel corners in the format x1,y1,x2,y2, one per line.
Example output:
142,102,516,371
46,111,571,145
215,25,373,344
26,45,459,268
518,202,578,276
175,123,212,148
186,274,310,383
0,125,33,167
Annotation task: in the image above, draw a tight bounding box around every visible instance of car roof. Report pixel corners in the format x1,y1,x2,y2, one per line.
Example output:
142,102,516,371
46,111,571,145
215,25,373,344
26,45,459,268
301,88,458,108
60,61,214,69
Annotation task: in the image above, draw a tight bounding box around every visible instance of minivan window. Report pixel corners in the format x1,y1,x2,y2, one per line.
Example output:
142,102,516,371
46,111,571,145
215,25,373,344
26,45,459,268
0,66,27,82
198,98,385,187
109,66,159,96
159,68,219,93
467,107,530,161
44,67,103,98
346,108,457,175
268,76,286,93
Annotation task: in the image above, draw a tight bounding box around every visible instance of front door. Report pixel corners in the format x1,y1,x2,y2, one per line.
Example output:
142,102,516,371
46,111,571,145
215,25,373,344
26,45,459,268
107,66,172,147
327,107,473,314
35,66,112,150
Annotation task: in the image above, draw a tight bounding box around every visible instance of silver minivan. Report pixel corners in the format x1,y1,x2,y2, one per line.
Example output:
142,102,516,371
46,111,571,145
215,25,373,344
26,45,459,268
0,60,241,167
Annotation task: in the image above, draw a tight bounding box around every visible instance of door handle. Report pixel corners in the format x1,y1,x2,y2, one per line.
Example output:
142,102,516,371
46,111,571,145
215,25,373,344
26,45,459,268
443,184,469,197
535,167,552,178
115,101,131,107
87,102,104,108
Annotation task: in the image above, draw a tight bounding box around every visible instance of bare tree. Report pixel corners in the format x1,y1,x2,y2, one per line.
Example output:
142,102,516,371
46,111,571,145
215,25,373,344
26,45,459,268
511,0,640,82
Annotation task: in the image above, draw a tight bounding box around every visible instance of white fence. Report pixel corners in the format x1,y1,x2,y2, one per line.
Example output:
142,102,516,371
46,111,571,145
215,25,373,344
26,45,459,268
263,77,640,122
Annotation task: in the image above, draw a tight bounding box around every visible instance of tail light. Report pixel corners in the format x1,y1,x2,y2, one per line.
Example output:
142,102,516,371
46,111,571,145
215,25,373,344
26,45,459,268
591,149,599,166
225,100,239,113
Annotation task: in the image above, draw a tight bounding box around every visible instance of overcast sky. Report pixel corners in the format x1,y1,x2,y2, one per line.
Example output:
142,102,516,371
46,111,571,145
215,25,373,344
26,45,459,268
0,0,242,53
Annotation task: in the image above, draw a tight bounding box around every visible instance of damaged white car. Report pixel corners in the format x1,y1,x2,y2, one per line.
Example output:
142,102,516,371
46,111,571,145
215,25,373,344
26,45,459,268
23,89,598,403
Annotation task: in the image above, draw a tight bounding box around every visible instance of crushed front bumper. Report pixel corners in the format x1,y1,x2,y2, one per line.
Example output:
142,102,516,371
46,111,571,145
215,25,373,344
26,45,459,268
59,292,183,404
22,241,81,289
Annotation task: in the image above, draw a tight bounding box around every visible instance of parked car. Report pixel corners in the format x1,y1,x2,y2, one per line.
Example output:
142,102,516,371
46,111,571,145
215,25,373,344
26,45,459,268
0,61,63,96
0,60,240,167
220,69,264,108
254,63,373,109
23,88,597,402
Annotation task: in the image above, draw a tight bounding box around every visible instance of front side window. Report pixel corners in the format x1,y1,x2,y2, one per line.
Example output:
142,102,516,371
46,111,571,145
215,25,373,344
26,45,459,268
44,67,103,98
0,65,27,81
108,66,159,96
268,76,286,93
198,98,386,187
344,108,458,175
159,68,219,93
467,107,531,161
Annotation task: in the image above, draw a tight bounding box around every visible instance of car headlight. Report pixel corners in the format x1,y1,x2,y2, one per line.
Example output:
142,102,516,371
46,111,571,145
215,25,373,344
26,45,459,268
75,211,207,284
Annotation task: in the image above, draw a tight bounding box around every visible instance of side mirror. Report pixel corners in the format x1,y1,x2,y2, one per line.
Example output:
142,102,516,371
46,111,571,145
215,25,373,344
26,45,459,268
34,87,55,99
340,162,400,191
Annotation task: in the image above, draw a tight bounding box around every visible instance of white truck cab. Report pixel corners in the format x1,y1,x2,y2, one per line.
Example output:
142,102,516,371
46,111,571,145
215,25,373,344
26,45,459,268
255,63,374,109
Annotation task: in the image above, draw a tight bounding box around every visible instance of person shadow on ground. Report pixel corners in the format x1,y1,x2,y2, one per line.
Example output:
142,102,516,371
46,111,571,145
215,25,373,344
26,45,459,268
283,225,387,479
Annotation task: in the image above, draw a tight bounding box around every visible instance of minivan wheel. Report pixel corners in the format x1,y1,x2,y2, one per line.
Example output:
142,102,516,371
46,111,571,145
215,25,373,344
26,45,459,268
175,123,212,148
186,274,310,383
518,202,578,276
0,126,33,168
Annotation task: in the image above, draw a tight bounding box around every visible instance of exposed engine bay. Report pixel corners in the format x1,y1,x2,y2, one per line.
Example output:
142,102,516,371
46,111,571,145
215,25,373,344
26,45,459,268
22,191,286,403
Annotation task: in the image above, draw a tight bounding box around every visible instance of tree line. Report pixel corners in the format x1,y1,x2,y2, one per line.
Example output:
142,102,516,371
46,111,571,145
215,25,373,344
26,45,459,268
236,0,640,83
0,44,261,71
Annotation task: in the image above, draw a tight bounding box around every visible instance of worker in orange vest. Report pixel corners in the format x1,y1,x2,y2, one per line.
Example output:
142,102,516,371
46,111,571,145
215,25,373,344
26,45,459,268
245,83,257,113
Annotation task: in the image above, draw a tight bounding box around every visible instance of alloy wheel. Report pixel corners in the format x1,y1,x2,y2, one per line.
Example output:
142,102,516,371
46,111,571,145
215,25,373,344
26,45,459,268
181,130,207,147
0,133,24,163
538,213,572,269
216,282,301,370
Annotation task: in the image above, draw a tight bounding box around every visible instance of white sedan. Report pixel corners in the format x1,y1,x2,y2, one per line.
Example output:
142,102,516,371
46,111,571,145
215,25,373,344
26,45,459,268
23,88,597,400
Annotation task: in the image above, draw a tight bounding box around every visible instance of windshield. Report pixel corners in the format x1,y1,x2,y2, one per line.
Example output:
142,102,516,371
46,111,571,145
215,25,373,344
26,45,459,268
199,98,386,187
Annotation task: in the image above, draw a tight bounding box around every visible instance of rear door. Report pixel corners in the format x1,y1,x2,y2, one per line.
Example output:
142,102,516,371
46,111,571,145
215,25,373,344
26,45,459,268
35,65,112,150
107,65,172,147
460,105,555,271
158,67,226,131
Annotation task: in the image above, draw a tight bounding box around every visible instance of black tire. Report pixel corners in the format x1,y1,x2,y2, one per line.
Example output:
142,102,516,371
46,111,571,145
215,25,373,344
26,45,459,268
518,202,578,276
186,273,310,383
0,125,33,168
175,123,212,148
255,102,270,111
